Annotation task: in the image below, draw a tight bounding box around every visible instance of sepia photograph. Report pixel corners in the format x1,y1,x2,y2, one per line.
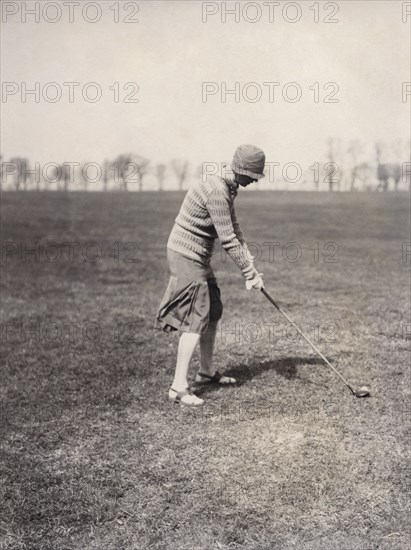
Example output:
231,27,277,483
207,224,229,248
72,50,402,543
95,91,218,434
1,1,410,549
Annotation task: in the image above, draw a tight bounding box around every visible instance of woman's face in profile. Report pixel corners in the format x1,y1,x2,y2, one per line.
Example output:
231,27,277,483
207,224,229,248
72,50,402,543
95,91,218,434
234,173,258,187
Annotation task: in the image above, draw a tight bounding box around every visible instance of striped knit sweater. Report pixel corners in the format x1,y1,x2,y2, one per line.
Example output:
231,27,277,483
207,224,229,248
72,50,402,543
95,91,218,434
167,175,258,279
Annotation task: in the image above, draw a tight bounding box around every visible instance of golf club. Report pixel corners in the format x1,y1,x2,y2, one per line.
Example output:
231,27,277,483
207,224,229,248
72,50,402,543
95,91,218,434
261,288,370,398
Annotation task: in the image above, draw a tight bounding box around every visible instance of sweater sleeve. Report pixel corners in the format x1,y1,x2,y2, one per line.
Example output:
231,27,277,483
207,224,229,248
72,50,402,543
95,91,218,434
206,188,258,279
231,205,245,244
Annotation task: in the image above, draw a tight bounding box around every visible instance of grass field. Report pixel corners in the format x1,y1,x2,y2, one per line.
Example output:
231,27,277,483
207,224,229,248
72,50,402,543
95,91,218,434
1,190,410,550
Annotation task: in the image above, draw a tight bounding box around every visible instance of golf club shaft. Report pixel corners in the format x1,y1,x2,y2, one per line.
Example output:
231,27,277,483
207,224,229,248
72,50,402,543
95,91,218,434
261,288,355,394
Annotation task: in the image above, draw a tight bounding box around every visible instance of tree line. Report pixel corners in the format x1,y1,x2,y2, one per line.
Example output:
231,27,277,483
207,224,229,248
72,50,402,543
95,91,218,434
324,138,410,192
0,154,192,192
1,138,410,192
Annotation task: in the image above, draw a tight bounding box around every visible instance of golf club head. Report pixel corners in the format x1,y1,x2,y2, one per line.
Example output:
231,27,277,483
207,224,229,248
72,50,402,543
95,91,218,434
354,386,371,398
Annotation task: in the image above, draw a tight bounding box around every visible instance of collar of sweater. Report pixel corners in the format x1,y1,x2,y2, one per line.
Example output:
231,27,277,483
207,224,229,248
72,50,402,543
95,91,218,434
222,177,239,199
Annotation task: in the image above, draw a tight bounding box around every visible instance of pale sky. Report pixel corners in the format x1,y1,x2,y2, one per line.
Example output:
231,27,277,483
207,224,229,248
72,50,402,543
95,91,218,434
1,0,410,189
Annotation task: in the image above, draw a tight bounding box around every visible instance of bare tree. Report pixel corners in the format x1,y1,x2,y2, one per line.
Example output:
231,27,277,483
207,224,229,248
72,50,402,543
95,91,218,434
9,157,26,191
347,140,363,191
392,139,404,191
102,160,110,192
53,164,64,191
34,161,42,192
113,154,132,191
43,167,54,191
374,141,383,164
111,154,150,191
135,156,150,192
406,139,411,190
378,163,401,191
326,138,337,192
156,163,166,191
375,141,401,191
61,164,72,192
38,163,61,191
171,159,189,191
356,162,372,191
20,159,33,191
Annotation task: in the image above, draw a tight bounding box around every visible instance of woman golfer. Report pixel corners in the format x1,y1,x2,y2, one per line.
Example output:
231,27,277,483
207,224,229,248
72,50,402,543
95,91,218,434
155,144,266,406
